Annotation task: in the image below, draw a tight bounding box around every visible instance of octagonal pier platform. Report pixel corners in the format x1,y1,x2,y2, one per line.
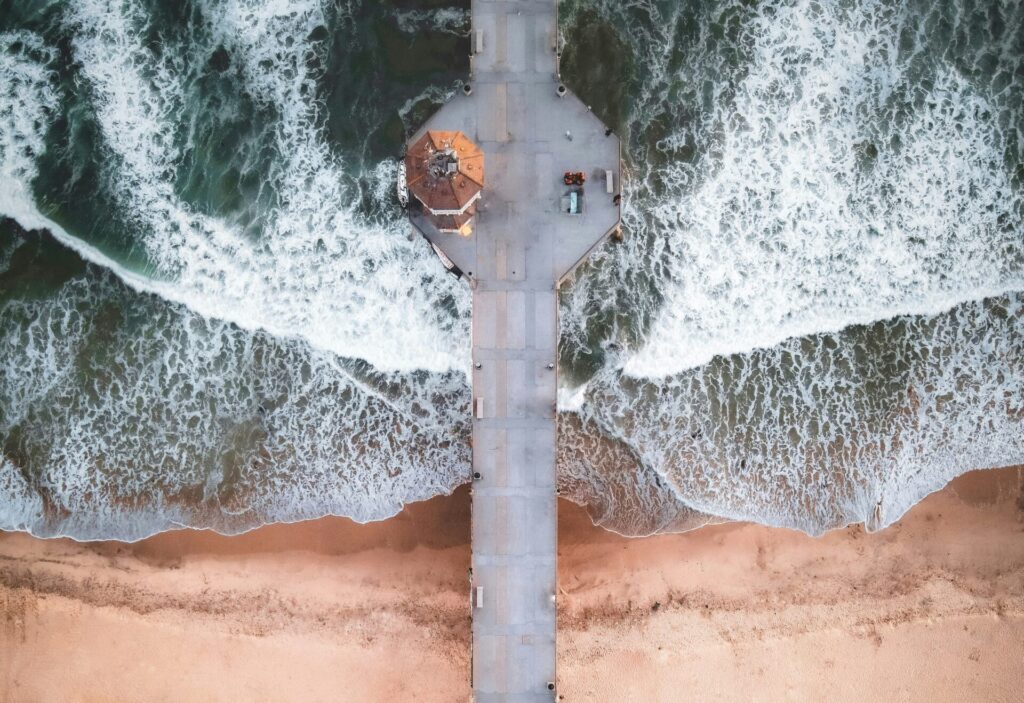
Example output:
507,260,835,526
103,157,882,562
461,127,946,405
407,1,621,699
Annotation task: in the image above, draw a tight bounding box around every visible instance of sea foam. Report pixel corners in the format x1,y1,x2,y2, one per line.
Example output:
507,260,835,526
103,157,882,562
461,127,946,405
2,0,1022,541
557,0,1024,535
0,4,474,540
58,0,470,376
565,295,1024,535
0,32,58,233
622,0,1024,377
0,241,471,540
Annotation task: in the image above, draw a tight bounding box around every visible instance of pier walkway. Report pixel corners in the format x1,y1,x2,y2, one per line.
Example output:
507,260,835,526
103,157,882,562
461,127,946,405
408,1,620,699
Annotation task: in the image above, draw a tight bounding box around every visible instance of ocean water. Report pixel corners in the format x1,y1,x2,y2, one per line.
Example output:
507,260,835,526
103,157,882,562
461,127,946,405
1,0,1022,539
1,0,473,539
557,0,1024,535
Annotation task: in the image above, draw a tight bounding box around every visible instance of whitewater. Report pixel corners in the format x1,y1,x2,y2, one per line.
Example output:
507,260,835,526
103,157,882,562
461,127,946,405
1,0,1022,540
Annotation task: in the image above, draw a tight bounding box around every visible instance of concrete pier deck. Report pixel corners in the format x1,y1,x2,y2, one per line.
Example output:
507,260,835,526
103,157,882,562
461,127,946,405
408,1,620,699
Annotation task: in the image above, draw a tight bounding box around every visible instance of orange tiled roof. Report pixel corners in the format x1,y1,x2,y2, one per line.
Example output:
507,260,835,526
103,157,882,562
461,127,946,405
405,130,484,213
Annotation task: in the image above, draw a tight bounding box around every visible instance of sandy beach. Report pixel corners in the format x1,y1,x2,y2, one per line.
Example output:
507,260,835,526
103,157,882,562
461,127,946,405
2,466,1022,702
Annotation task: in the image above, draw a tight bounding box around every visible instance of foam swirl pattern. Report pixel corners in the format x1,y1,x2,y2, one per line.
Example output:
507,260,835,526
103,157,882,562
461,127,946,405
557,0,1024,534
2,0,1022,539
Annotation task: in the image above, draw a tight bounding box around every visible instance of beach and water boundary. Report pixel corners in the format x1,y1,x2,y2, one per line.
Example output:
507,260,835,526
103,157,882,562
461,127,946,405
2,466,1022,701
1,2,1023,698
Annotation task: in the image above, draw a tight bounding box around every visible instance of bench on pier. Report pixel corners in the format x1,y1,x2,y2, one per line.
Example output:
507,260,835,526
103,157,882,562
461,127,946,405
560,189,584,215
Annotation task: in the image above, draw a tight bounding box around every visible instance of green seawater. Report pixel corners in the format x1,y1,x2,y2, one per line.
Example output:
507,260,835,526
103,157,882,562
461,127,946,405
4,0,468,272
1,0,1022,539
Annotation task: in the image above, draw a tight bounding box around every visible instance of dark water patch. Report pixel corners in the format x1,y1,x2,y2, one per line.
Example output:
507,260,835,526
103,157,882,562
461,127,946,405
169,14,280,236
0,220,85,303
0,6,154,271
557,4,632,135
558,248,664,388
319,1,469,178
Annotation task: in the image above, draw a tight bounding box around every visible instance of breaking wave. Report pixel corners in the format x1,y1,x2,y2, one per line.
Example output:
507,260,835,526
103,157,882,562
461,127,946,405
56,0,468,374
2,0,1022,539
0,0,473,539
0,228,470,540
557,0,1024,534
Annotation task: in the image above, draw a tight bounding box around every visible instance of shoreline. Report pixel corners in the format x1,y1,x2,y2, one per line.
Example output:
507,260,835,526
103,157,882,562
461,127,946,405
2,466,1022,701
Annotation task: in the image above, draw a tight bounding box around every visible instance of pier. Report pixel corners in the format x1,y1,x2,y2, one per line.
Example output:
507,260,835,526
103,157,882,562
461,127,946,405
406,0,620,698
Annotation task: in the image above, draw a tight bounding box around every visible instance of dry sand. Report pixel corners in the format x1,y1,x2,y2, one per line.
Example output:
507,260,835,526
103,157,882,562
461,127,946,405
1,467,1022,702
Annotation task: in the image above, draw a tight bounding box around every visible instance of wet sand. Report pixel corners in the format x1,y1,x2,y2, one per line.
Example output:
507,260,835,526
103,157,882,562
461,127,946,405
2,467,1022,702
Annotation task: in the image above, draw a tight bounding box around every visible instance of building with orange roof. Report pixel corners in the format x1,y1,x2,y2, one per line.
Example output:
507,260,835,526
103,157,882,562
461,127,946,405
404,130,484,236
